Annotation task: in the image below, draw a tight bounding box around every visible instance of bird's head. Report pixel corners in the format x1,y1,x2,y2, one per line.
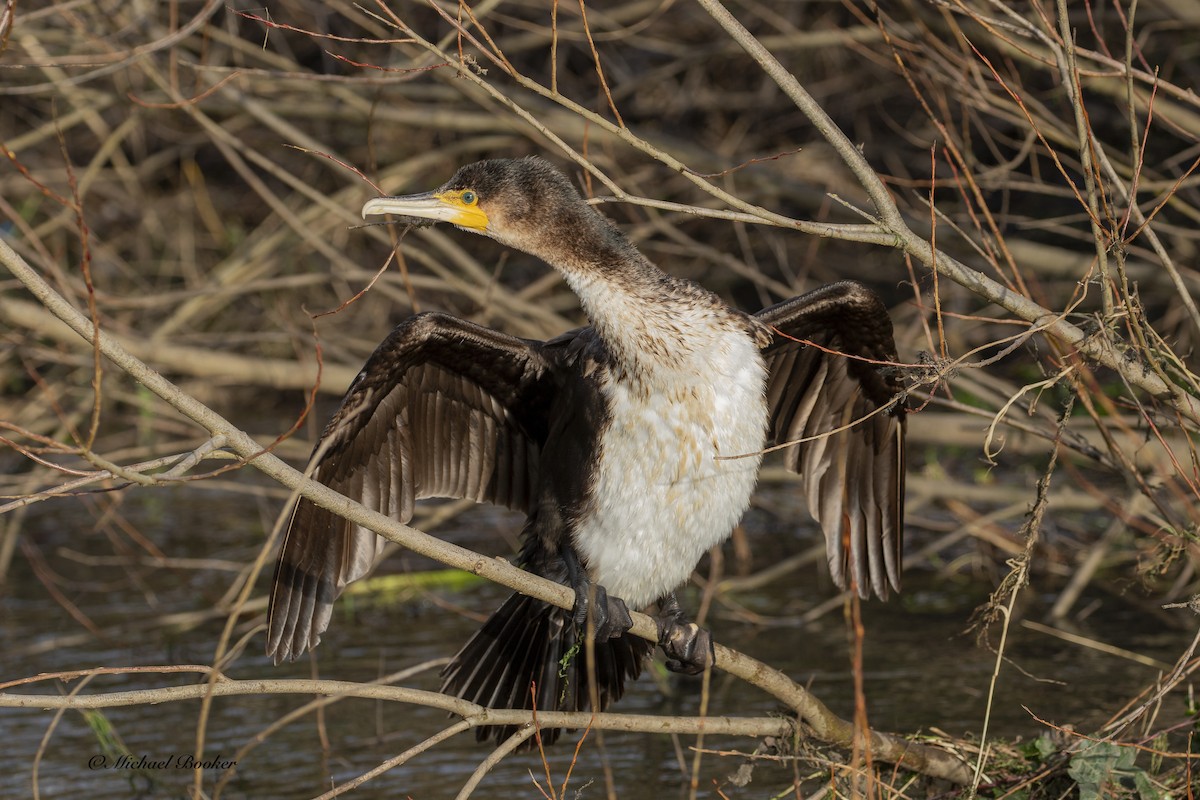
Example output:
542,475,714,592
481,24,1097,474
362,157,599,260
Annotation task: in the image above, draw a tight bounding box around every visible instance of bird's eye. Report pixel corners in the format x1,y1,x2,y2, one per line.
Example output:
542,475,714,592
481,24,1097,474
461,190,477,205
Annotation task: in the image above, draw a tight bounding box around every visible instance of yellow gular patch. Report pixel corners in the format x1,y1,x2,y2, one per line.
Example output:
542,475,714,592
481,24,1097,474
434,190,489,230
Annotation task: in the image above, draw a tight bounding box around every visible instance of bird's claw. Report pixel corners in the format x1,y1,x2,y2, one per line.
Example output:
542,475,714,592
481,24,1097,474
573,581,633,640
655,617,714,675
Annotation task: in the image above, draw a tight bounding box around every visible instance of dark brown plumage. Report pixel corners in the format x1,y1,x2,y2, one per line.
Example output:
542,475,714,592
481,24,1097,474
266,157,906,744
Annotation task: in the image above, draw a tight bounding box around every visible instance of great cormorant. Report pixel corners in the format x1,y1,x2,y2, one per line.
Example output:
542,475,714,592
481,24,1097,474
266,156,906,744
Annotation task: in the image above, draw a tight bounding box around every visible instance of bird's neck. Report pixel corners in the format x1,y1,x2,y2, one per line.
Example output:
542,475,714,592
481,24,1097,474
555,240,726,378
523,203,750,380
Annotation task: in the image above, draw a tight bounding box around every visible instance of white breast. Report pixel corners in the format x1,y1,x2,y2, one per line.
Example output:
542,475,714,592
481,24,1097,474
573,325,768,609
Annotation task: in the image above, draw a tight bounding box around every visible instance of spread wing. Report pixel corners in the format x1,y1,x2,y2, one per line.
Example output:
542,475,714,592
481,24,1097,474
267,312,556,662
756,281,906,599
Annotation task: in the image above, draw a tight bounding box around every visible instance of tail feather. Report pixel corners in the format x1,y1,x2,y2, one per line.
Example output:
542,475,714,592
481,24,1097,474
441,592,651,745
457,595,534,707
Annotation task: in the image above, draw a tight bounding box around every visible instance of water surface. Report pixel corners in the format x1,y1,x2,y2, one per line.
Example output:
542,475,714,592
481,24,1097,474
1,481,1191,798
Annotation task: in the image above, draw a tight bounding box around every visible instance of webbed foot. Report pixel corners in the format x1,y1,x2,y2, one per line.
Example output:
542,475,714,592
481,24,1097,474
561,544,633,640
574,581,634,640
654,593,715,675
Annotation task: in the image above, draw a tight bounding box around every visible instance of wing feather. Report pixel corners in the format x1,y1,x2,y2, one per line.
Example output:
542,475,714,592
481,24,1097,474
267,312,558,663
756,281,907,599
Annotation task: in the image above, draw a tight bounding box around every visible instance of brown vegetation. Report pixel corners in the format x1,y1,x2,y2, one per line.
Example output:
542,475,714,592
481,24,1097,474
2,1,1199,797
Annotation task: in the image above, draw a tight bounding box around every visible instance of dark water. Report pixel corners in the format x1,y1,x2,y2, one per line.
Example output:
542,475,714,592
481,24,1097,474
1,482,1193,799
